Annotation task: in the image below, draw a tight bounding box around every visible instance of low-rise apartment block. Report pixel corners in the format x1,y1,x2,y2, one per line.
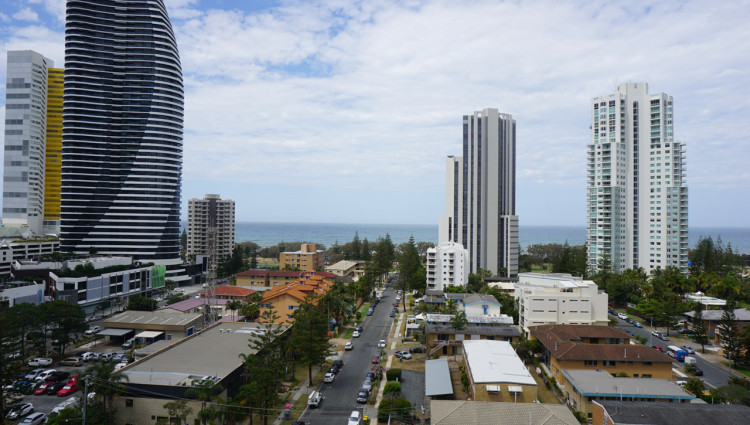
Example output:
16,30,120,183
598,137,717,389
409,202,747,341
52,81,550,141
235,269,303,291
592,400,750,425
516,273,609,337
259,272,334,323
324,260,365,278
279,243,324,271
462,340,537,402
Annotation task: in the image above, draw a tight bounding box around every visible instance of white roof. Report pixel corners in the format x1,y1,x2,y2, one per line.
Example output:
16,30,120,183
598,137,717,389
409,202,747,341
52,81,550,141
462,340,536,386
135,331,164,339
426,313,513,325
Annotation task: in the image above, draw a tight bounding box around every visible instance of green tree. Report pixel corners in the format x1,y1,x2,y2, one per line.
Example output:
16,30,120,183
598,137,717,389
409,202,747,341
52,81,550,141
42,300,88,356
291,296,331,385
449,311,468,331
127,294,158,311
685,378,705,397
691,302,709,353
226,300,243,321
362,238,371,261
377,397,412,423
350,231,362,260
383,381,401,396
83,361,129,422
186,380,224,425
163,400,194,425
249,249,258,269
719,300,741,366
0,304,23,422
397,236,422,310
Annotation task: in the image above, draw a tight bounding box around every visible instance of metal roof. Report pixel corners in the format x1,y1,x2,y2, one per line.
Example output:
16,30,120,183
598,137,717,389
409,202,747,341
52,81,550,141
425,359,453,396
96,328,133,337
463,340,536,386
562,369,694,399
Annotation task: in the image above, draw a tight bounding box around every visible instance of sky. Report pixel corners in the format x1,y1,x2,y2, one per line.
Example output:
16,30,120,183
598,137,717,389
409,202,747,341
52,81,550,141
0,0,748,227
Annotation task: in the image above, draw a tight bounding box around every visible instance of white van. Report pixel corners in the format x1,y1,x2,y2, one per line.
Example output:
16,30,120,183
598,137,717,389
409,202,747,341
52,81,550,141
684,356,696,366
347,411,360,425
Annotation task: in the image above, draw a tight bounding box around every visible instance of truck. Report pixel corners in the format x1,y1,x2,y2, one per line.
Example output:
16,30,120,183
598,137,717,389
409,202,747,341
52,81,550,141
307,391,323,408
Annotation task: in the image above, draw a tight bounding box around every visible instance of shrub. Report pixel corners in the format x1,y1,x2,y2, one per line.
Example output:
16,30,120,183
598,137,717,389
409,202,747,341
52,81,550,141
460,371,469,388
572,410,588,424
383,381,401,396
386,368,402,381
377,397,412,423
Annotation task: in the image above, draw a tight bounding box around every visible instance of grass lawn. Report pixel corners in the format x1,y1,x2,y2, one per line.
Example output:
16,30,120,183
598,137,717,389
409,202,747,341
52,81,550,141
342,328,354,339
720,361,750,377
527,365,560,404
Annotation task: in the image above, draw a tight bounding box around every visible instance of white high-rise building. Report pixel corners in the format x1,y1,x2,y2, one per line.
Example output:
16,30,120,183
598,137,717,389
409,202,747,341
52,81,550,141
426,241,469,291
2,51,54,235
587,83,688,274
439,108,519,278
187,194,235,260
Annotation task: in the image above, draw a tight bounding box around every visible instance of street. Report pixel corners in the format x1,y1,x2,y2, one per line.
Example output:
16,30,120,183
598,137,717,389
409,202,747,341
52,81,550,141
300,286,396,424
613,314,731,388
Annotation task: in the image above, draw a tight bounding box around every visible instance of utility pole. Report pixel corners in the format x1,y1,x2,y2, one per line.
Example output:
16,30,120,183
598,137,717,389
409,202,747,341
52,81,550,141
82,376,90,424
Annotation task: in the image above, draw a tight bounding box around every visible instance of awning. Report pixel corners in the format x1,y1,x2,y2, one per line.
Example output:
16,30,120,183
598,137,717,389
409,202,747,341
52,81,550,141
425,359,454,396
135,331,164,339
486,385,500,392
96,328,133,337
508,386,523,393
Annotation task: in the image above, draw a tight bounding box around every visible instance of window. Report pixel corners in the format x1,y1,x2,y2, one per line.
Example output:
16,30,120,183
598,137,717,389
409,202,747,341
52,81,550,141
584,360,597,366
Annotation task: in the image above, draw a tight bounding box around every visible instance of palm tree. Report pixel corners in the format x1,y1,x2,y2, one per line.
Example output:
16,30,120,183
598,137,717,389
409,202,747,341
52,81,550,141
83,360,129,422
226,300,243,321
185,379,224,425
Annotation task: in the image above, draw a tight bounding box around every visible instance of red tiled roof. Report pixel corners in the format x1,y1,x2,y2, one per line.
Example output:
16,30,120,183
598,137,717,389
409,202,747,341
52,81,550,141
200,286,255,297
235,269,303,278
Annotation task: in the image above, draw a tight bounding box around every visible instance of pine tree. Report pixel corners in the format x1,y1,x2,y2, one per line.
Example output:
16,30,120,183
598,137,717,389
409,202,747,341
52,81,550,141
692,302,709,353
719,300,740,366
291,296,331,385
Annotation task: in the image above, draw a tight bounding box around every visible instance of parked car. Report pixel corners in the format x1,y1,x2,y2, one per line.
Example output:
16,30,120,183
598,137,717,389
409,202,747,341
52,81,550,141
366,309,373,316
98,352,114,361
45,380,68,395
307,391,323,408
80,352,97,362
122,338,135,349
679,329,696,335
681,345,696,354
345,342,353,350
633,321,643,328
392,302,399,307
394,351,412,359
352,330,360,338
332,360,344,369
617,313,628,320
323,373,335,383
389,311,396,318
370,367,382,380
378,340,386,348
651,345,664,353
409,346,426,354
362,378,372,391
356,388,369,403
173,287,185,293
651,331,669,341
60,357,83,367
371,355,380,364
84,326,101,335
25,369,45,380
19,412,46,425
35,369,57,382
347,411,360,425
6,403,33,420
686,364,703,376
57,382,79,397
355,326,363,333
328,364,340,375
34,381,56,396
27,358,52,367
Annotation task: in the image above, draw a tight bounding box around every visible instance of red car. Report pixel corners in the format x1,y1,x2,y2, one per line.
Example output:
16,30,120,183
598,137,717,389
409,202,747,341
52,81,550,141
651,345,664,353
34,380,56,395
57,381,79,397
372,355,380,364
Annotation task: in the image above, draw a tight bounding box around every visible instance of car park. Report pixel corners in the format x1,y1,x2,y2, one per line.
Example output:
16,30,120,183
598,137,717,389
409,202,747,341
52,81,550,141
378,340,386,348
323,373,335,383
19,412,46,425
372,355,380,364
356,388,369,403
347,411,360,425
60,357,83,366
27,358,52,367
85,326,101,335
345,342,353,350
352,330,360,338
6,402,33,420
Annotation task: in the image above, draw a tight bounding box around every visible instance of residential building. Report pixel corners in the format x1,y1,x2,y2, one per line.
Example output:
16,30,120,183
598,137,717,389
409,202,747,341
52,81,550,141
235,269,304,291
2,50,54,235
462,340,537,402
279,243,325,271
562,370,694,420
324,260,364,278
587,83,688,273
43,67,63,235
199,285,255,301
430,400,578,425
439,108,519,278
113,322,289,425
426,321,520,356
592,400,750,425
684,308,750,342
530,324,673,383
60,0,183,266
516,273,609,336
426,242,469,291
259,272,334,323
104,310,203,342
187,194,235,260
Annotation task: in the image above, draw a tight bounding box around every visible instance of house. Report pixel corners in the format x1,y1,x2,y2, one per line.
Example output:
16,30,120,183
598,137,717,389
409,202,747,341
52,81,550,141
198,285,255,301
561,370,694,421
113,322,289,425
235,270,303,291
430,400,578,425
592,400,750,425
279,243,325,271
530,325,674,383
516,273,609,337
684,308,750,342
259,272,334,324
462,340,537,402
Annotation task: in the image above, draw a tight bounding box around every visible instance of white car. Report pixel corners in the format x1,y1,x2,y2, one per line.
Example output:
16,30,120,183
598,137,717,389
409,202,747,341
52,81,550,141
323,372,335,383
35,369,57,382
173,287,185,293
19,412,46,425
347,411,360,425
352,330,360,338
81,352,97,362
27,358,53,367
378,340,386,348
617,313,628,320
345,342,353,350
394,351,412,359
85,326,101,335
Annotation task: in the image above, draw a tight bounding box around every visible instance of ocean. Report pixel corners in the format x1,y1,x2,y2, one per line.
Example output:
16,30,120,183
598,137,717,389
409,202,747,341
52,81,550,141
218,222,750,255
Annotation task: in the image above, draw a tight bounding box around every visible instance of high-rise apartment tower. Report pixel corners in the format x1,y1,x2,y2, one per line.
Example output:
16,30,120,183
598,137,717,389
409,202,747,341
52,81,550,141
60,0,184,262
439,108,519,278
587,83,688,273
187,194,235,260
2,51,55,235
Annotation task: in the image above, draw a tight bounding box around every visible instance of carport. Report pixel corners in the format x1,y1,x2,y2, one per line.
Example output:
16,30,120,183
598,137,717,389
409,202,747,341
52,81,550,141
97,328,134,343
425,358,453,399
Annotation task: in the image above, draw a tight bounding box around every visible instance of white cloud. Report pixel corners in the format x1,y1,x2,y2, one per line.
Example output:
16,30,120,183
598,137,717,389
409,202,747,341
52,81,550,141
12,7,39,22
27,0,64,23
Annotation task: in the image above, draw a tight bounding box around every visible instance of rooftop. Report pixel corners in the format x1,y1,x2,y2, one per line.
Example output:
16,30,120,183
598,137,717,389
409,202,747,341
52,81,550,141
157,298,229,312
563,369,694,400
594,400,750,425
236,270,304,278
462,340,536,386
104,311,202,327
200,286,255,297
325,260,361,271
426,313,514,325
425,359,453,397
685,308,750,321
430,400,577,425
426,323,521,337
120,322,287,386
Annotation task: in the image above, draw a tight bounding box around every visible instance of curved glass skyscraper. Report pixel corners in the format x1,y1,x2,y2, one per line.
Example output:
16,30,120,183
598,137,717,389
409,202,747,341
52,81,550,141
61,0,183,261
